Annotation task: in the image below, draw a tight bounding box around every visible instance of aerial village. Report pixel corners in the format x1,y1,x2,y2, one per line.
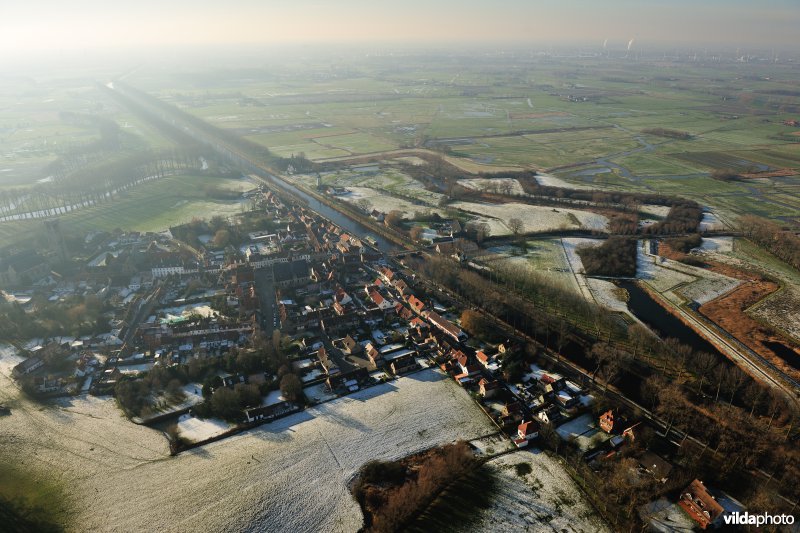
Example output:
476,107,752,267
4,178,751,531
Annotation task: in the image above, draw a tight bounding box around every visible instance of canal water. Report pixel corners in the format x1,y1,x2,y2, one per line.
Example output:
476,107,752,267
255,170,403,254
619,280,724,357
763,341,800,371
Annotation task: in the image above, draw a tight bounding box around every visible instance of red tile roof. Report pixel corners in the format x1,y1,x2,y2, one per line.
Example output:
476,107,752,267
518,420,539,437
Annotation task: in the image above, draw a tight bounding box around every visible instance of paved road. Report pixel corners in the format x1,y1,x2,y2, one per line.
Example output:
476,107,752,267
253,268,277,333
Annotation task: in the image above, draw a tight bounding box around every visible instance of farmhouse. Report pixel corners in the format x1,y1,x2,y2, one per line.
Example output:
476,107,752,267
367,288,394,310
12,356,44,376
599,409,630,434
637,451,672,483
244,401,297,423
388,352,417,375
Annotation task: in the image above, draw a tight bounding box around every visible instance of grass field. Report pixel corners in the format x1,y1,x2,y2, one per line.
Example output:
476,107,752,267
0,174,251,246
0,78,177,191
4,53,798,235
130,55,798,221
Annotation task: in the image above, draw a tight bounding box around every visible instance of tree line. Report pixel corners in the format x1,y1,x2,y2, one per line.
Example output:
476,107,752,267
739,215,800,270
0,148,207,222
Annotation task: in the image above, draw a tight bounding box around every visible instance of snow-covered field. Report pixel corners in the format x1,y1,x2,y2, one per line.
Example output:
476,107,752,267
457,178,525,196
466,450,610,533
535,173,592,190
452,202,608,235
0,366,496,532
341,186,444,218
698,236,734,253
586,277,629,313
639,204,671,218
699,211,724,231
637,240,741,304
636,241,695,292
474,240,581,295
678,273,741,305
176,414,233,443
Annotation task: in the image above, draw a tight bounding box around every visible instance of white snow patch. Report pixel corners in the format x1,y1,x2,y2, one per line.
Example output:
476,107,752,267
458,178,525,196
0,343,23,376
699,211,724,231
535,173,592,190
176,414,233,443
262,389,287,406
467,450,611,532
698,236,733,253
452,202,608,235
639,204,671,218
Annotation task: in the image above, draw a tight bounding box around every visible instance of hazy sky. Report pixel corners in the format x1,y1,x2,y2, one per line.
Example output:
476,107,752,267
1,0,798,54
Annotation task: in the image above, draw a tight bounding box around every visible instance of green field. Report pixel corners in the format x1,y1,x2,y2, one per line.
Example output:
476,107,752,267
0,460,70,531
0,76,179,198
0,174,251,246
3,53,798,230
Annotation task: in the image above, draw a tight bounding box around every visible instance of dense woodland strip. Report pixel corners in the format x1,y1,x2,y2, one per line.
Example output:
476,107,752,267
352,441,479,533
739,215,800,270
576,237,638,277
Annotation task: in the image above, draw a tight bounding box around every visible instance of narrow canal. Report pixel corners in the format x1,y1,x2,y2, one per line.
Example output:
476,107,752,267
620,280,725,358
249,167,403,254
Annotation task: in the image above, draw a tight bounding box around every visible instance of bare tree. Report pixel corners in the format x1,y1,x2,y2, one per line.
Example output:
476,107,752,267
641,375,666,410
476,222,491,243
691,351,718,394
724,367,748,406
743,382,767,417
386,210,404,228
508,217,525,238
355,198,372,212
627,323,652,360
